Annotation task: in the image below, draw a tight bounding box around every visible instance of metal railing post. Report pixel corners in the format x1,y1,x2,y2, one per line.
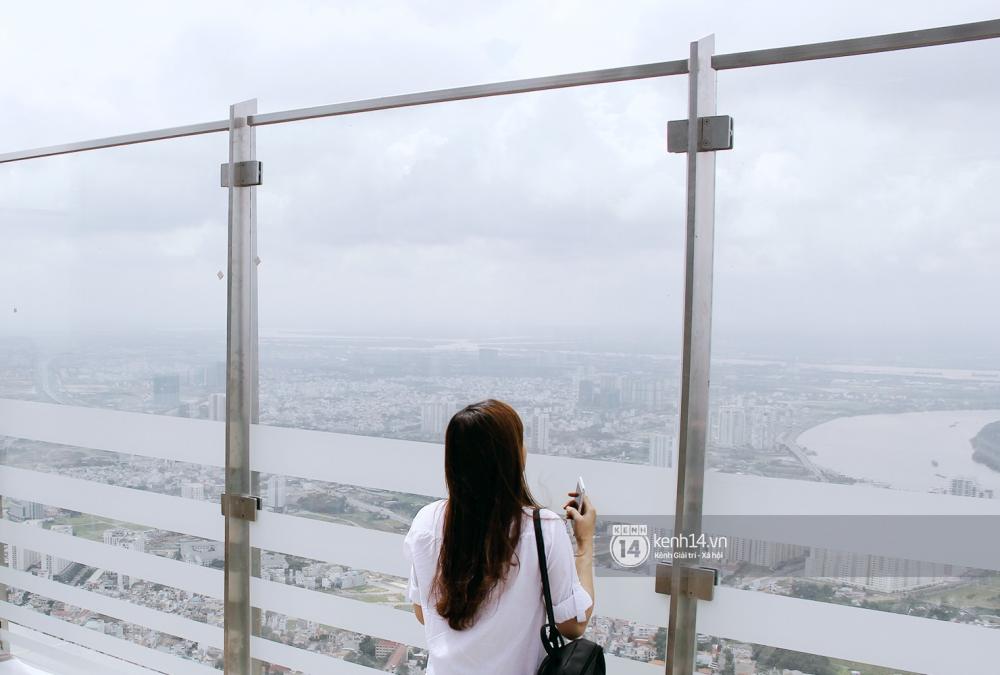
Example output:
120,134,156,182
666,35,719,675
0,495,8,659
223,98,260,675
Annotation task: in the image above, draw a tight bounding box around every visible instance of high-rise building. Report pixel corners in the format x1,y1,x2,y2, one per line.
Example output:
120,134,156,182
8,544,40,571
181,483,205,501
8,501,44,521
649,433,673,468
194,361,227,390
524,408,551,453
103,528,147,590
267,475,287,512
716,406,747,448
42,524,75,578
949,476,995,499
103,528,144,550
420,401,456,435
7,520,45,571
805,548,952,592
726,537,805,569
152,374,181,409
209,393,226,421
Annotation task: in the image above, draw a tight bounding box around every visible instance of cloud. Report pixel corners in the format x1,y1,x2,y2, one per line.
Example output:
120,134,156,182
0,1,998,362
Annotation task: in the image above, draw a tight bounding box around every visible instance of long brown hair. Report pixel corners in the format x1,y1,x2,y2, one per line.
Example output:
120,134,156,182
433,399,538,630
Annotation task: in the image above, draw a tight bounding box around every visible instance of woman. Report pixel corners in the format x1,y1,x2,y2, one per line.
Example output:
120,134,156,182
404,399,596,674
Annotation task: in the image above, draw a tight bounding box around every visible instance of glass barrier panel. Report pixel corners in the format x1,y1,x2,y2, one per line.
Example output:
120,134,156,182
0,135,228,673
697,38,1000,674
254,77,687,671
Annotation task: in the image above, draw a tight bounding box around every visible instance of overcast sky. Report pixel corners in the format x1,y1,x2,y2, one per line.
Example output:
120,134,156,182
0,1,997,365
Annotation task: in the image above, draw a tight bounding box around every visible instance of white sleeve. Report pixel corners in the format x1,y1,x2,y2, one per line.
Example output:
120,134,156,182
543,518,593,624
406,563,421,605
402,523,422,605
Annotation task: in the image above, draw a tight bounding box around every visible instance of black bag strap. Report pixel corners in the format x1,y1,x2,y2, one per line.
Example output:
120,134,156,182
533,507,565,653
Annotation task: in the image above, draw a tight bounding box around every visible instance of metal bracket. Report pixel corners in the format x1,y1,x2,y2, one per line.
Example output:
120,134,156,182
667,115,733,153
221,493,261,522
654,562,718,601
220,160,263,187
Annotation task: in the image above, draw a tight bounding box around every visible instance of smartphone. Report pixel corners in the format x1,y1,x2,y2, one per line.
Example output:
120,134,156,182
574,476,587,514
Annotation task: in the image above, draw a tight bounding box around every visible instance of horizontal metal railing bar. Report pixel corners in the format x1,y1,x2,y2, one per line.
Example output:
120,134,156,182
700,586,1000,674
0,464,223,542
0,119,229,165
0,601,219,675
713,17,1000,69
0,519,222,600
0,59,685,165
1,17,996,164
0,566,223,649
2,626,155,675
246,59,689,127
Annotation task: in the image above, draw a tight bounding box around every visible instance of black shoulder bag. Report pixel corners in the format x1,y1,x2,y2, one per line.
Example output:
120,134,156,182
533,508,605,675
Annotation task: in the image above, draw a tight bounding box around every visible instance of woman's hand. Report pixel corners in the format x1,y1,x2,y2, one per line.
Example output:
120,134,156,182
563,493,596,550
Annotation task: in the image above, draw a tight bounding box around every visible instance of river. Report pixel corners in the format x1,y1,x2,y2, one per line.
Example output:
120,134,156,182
796,409,1000,493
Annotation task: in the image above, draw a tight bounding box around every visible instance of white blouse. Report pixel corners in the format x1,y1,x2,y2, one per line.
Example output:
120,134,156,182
404,500,593,675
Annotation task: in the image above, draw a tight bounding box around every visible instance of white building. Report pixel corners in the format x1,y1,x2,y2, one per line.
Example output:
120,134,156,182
805,548,952,592
648,433,673,468
7,520,45,571
8,544,40,572
727,537,805,569
42,524,75,577
102,528,147,590
209,393,226,421
333,570,368,589
420,401,457,435
524,408,551,453
8,501,45,521
949,476,995,499
181,482,205,501
267,475,287,512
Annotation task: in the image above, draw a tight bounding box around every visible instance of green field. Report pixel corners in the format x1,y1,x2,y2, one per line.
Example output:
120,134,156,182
918,577,1000,611
55,514,147,541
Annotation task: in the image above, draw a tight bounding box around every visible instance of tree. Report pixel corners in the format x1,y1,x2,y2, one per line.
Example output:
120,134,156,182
654,628,666,661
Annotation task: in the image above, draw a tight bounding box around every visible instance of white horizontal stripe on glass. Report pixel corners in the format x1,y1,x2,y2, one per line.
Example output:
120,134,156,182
0,398,222,467
251,576,426,648
2,626,155,675
0,465,223,542
253,510,408,577
0,519,221,599
0,601,219,675
250,635,377,674
0,566,222,649
700,587,1000,674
